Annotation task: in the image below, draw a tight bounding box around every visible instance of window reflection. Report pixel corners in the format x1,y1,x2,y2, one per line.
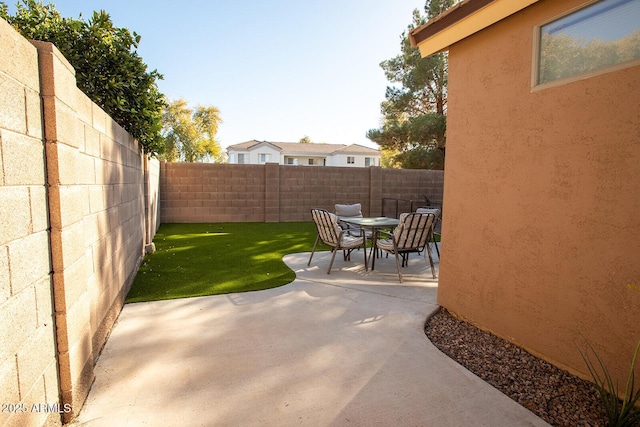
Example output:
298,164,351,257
538,0,640,85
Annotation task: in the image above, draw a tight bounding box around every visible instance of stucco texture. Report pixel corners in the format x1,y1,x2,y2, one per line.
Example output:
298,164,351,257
439,0,640,386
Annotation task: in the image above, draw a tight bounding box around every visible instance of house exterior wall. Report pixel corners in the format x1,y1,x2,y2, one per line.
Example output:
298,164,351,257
227,147,380,167
160,163,443,223
440,0,640,386
284,155,326,166
324,155,338,166
228,146,281,165
330,153,379,168
0,19,160,424
250,145,281,165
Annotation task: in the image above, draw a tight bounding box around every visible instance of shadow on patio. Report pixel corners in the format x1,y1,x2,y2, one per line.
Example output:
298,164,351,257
71,250,549,426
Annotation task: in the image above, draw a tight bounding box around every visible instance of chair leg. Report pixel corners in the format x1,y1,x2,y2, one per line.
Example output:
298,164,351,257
425,242,436,279
327,247,338,274
371,246,377,271
362,242,368,271
393,251,403,283
308,235,320,266
401,253,409,267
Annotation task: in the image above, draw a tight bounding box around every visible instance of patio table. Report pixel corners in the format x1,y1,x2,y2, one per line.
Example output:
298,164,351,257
339,216,400,271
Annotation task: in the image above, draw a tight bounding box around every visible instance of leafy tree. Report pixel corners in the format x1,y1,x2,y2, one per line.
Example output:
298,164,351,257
299,136,312,144
0,0,166,155
367,0,457,169
161,98,224,162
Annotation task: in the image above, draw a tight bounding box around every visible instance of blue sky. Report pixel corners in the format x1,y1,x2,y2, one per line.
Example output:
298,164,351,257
8,0,427,149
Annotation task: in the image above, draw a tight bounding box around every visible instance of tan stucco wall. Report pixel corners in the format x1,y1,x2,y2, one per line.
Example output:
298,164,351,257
440,0,640,385
160,163,444,223
1,18,160,424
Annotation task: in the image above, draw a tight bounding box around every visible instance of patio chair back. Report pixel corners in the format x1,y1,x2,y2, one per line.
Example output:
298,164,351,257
311,208,341,246
415,207,440,222
335,203,368,238
394,212,435,251
335,203,363,218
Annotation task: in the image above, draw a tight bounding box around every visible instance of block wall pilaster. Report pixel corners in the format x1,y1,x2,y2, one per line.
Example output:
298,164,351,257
264,163,280,222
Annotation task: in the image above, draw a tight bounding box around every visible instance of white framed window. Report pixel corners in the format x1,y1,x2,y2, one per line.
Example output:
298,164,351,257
237,153,246,164
365,157,375,167
534,0,640,88
308,159,314,165
259,153,271,164
347,156,355,164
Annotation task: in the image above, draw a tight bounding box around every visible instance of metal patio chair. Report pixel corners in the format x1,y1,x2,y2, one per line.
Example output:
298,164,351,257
375,212,436,282
308,208,368,274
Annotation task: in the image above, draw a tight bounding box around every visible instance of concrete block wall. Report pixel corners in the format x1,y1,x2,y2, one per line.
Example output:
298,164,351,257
279,165,371,221
381,168,444,206
0,18,61,427
1,19,160,425
35,40,150,422
161,162,444,223
380,168,445,217
160,162,267,222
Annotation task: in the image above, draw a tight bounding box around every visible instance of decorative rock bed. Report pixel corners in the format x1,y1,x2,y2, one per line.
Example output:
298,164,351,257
425,308,605,427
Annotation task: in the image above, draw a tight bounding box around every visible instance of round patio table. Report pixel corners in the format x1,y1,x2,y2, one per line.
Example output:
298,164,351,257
338,216,400,270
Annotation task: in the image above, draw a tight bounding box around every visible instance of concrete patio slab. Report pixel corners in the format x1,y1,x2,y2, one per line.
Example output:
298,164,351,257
71,250,549,426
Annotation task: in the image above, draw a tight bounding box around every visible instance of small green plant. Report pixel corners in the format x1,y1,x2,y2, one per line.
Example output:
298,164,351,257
579,339,640,427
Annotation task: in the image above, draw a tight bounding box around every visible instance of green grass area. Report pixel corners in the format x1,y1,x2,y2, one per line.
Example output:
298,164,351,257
126,222,318,303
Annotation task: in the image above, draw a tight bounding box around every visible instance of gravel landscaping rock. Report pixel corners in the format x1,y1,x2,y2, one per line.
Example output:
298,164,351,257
425,308,605,427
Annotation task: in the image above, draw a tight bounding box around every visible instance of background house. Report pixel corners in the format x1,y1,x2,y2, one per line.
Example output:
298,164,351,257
410,0,640,387
227,140,381,167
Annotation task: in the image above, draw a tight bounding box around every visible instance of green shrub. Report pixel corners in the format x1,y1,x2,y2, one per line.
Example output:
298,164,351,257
0,0,166,155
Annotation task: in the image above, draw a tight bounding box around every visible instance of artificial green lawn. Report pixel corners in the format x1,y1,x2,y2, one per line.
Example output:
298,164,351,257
126,222,319,303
